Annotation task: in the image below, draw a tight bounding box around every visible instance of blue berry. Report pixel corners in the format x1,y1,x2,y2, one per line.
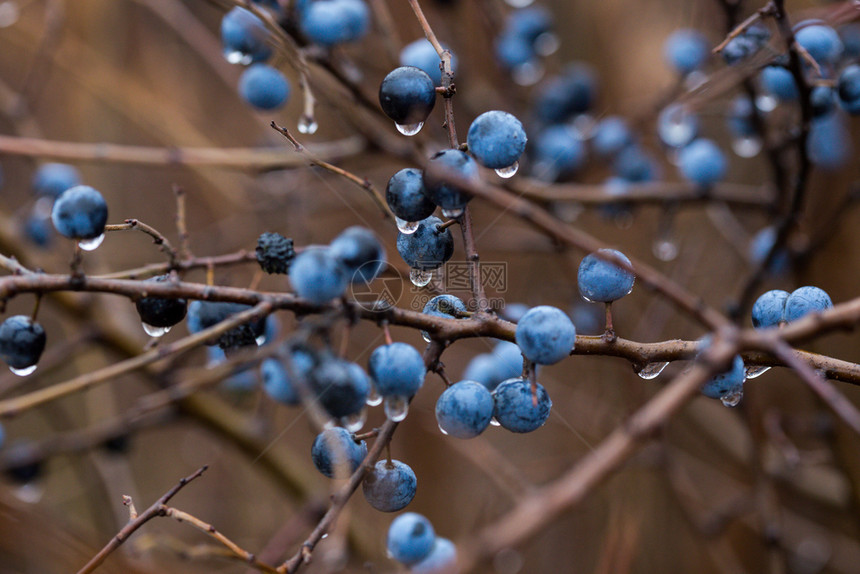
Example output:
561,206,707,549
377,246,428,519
810,85,836,118
330,226,386,284
262,358,300,405
396,216,454,270
515,306,575,365
838,64,860,113
386,168,436,222
495,32,535,70
794,22,843,65
612,145,660,183
678,138,727,186
578,248,635,303
135,275,187,330
186,300,266,352
493,340,525,380
784,286,833,323
310,357,370,418
312,427,367,478
748,226,790,274
410,537,457,574
422,294,467,319
368,342,426,397
532,125,586,179
657,103,699,148
760,65,797,101
0,316,46,371
466,110,527,170
221,7,272,64
533,63,596,123
422,149,479,211
387,512,436,565
721,23,770,65
379,66,436,127
839,23,860,59
24,205,53,248
32,163,81,198
51,185,108,240
300,0,370,46
362,459,417,512
493,378,551,433
462,354,502,388
727,95,756,137
289,247,349,304
399,38,457,86
435,380,494,438
664,29,709,74
238,64,290,110
807,112,852,170
701,354,745,399
591,116,633,158
752,289,789,329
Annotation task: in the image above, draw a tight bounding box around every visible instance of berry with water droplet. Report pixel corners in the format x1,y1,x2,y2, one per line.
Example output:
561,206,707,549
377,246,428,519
0,315,46,372
422,149,479,211
368,342,426,398
515,306,575,365
220,7,272,64
386,168,436,223
396,216,454,271
134,275,187,334
379,66,436,127
493,377,551,433
51,185,108,242
436,380,494,438
310,356,370,418
578,249,635,303
466,110,527,170
330,226,386,284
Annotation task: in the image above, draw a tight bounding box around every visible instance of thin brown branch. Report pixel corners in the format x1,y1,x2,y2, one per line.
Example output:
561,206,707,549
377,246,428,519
173,184,192,261
105,219,178,267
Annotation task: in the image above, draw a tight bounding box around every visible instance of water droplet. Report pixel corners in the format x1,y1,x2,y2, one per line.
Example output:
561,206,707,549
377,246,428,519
731,135,762,158
534,32,559,57
297,115,318,134
341,409,366,432
10,364,36,376
495,161,519,178
366,385,382,407
78,233,105,251
745,365,771,379
410,267,434,287
13,482,43,504
395,121,424,136
0,1,20,28
395,217,419,234
653,238,679,262
755,94,777,113
441,207,464,219
421,331,432,343
438,424,449,435
511,60,544,86
223,49,252,65
504,0,533,6
658,104,698,148
720,386,744,407
142,323,170,337
384,395,409,422
489,417,501,427
635,362,669,380
255,335,267,346
321,533,329,539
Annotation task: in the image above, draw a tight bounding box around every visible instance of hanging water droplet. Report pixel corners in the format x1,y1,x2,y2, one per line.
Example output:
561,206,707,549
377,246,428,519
534,32,560,57
366,385,383,407
731,135,762,158
441,207,464,219
395,121,424,136
635,362,669,380
297,115,318,135
341,409,367,432
13,482,43,504
142,323,170,337
489,417,501,427
511,61,544,86
0,2,20,28
78,233,105,251
744,365,771,379
720,386,744,407
321,533,329,539
755,94,777,113
504,0,534,7
410,267,434,287
421,331,432,343
10,364,36,377
653,238,679,262
495,161,519,178
223,49,252,65
438,424,449,435
383,395,409,422
395,217,419,234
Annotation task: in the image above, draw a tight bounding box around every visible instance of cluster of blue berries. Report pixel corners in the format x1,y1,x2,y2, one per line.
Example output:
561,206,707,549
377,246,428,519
387,512,457,572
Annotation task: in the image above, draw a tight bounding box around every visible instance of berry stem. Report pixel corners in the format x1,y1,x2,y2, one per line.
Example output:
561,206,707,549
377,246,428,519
603,303,617,343
30,294,42,322
382,321,393,345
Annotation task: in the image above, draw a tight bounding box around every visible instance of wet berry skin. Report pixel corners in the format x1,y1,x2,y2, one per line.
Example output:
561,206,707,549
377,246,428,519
493,377,552,433
368,342,426,398
701,354,745,399
396,216,454,270
387,512,436,565
435,380,495,438
51,185,108,240
0,315,46,370
362,459,417,512
466,110,527,170
311,427,367,478
386,168,437,222
379,66,437,126
515,306,576,365
577,248,636,303
422,149,479,211
135,275,187,329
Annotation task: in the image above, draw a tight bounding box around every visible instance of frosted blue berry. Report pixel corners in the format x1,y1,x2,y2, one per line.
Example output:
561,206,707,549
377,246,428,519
436,381,494,438
386,168,436,223
397,216,454,271
32,163,81,198
51,185,108,241
379,66,436,127
387,512,436,565
300,0,370,46
0,316,46,372
664,29,709,74
784,286,832,323
399,38,457,86
807,112,852,170
289,247,349,304
221,7,272,64
578,248,635,303
330,226,386,284
262,358,300,405
368,342,426,397
701,354,745,399
312,427,367,478
678,138,727,186
310,357,370,418
238,64,290,110
515,306,575,365
466,110,527,170
760,65,797,101
362,459,417,512
411,537,457,574
422,149,479,212
795,22,843,65
493,377,551,433
752,289,789,329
